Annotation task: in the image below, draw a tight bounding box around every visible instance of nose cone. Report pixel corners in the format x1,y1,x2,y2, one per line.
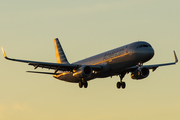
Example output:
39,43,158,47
136,47,154,63
146,48,154,61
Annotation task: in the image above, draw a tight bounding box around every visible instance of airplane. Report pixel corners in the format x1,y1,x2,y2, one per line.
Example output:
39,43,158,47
1,38,178,89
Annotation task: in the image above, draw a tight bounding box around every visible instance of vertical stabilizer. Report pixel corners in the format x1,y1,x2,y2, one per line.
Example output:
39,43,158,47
54,38,69,64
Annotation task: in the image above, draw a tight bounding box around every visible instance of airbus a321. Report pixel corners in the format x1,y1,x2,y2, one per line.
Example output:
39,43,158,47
1,38,178,89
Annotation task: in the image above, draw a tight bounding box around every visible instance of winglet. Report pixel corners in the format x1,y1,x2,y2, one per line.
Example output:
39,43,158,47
1,47,7,58
174,51,178,63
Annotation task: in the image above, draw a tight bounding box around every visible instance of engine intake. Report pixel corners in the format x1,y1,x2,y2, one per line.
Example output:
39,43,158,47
73,66,92,78
131,67,149,80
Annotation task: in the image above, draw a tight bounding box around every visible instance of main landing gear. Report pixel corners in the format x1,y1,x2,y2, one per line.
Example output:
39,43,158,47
117,81,126,89
79,79,88,88
117,72,126,89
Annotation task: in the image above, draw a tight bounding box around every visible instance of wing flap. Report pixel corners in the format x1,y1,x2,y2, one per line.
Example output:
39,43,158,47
28,62,80,71
28,62,102,71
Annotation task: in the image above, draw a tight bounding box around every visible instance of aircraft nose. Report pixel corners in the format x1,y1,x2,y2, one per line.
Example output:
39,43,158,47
144,47,154,61
135,47,154,62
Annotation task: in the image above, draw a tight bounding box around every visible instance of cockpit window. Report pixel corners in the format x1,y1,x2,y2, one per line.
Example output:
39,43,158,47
137,44,151,49
143,45,148,47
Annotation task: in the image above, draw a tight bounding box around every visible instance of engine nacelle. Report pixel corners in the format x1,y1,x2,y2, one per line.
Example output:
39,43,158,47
131,67,149,80
73,65,92,78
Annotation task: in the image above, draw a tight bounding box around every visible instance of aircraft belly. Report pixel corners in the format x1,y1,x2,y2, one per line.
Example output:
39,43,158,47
55,73,80,83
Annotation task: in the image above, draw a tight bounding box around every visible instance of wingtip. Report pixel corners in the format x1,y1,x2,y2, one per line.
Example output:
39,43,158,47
173,51,178,63
1,47,7,58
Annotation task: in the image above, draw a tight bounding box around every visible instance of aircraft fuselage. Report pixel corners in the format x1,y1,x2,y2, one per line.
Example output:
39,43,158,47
53,41,154,83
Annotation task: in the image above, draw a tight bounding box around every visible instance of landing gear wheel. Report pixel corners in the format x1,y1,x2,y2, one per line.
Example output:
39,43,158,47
121,82,126,89
117,82,121,89
79,81,83,88
84,81,88,88
118,73,126,89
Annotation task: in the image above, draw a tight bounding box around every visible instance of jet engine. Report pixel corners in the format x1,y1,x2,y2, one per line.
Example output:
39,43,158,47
73,65,92,78
131,67,149,80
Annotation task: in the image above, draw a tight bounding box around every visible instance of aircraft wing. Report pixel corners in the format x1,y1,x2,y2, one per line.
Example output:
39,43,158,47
126,51,178,72
1,47,102,72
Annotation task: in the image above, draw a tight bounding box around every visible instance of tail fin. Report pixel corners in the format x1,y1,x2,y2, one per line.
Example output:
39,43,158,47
54,38,69,64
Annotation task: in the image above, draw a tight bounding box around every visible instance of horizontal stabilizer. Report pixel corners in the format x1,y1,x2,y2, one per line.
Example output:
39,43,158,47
27,71,59,75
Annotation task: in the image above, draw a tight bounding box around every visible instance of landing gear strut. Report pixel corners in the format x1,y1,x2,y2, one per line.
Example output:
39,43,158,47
79,79,88,88
117,72,126,89
79,81,83,88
